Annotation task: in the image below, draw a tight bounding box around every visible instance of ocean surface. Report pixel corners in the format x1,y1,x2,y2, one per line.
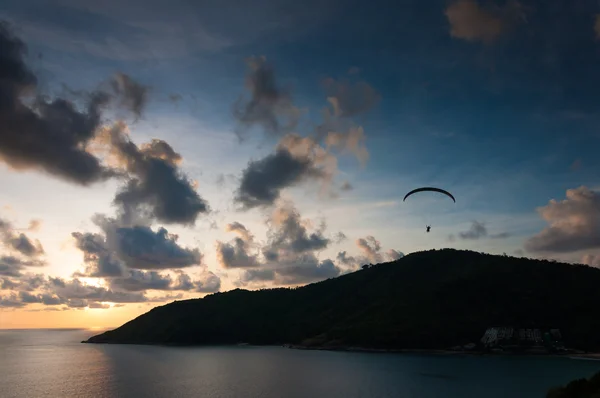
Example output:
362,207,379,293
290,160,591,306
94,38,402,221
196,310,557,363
1,329,599,398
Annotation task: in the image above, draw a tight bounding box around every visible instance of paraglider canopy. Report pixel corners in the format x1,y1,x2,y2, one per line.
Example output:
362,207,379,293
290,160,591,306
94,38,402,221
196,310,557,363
403,187,455,203
403,187,456,232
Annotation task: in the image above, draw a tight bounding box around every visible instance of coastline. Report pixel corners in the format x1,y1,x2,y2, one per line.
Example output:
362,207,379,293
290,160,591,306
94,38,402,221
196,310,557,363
82,334,595,359
283,344,592,358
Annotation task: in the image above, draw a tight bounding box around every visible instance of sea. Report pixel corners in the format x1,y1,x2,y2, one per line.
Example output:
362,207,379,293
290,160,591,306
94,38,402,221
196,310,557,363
1,329,599,398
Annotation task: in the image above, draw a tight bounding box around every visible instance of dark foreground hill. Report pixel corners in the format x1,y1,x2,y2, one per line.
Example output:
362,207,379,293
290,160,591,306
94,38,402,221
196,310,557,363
84,249,600,351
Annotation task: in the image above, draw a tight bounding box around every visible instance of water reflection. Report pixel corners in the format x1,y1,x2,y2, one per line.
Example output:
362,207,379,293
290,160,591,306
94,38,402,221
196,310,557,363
1,330,599,398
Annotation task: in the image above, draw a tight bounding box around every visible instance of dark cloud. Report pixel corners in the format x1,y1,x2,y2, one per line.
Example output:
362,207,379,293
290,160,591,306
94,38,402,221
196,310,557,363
0,256,44,277
113,225,202,270
48,277,168,303
525,186,600,253
336,250,357,266
0,22,151,185
340,181,353,191
0,293,26,308
0,273,182,309
233,56,300,140
88,302,111,309
235,134,335,209
445,0,527,44
110,72,149,118
71,232,124,277
237,254,341,286
458,221,488,240
103,122,209,225
109,270,171,292
98,214,201,270
236,268,276,286
235,149,321,209
72,213,203,277
171,271,221,293
1,278,20,290
216,222,260,268
1,273,46,291
216,237,260,269
0,217,44,257
264,203,330,258
224,204,341,286
322,77,380,118
490,232,511,239
274,257,340,285
19,291,63,305
107,269,220,293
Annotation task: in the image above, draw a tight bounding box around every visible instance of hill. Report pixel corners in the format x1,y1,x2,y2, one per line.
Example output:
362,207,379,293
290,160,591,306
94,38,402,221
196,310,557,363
84,249,600,351
547,370,600,397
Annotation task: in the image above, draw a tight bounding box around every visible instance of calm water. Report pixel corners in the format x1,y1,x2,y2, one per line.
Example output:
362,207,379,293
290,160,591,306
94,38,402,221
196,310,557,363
1,329,599,398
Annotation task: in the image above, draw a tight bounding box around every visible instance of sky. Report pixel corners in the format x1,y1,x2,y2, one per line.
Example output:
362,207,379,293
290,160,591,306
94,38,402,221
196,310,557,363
1,0,599,329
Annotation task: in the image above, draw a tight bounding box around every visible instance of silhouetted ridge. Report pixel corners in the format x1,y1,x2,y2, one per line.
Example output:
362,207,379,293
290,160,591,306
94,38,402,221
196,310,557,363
84,249,600,351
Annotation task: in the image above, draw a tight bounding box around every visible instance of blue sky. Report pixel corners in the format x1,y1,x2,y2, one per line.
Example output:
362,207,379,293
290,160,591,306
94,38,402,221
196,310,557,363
1,0,599,327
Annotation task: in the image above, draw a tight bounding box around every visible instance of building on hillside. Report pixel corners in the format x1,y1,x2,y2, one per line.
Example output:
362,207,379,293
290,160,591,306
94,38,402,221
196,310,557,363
481,327,561,349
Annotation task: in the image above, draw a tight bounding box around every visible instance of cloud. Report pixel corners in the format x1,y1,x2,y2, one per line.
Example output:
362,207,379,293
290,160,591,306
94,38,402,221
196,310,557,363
1,273,46,291
386,249,405,261
233,56,301,140
0,218,44,257
88,302,111,309
234,134,336,209
0,293,26,308
273,257,340,285
336,236,402,268
1,273,182,309
72,213,202,276
99,122,210,225
110,73,149,118
582,254,600,268
108,269,220,293
237,253,341,286
71,232,124,277
325,127,369,168
234,149,315,209
525,186,600,253
458,221,488,240
449,221,510,241
27,219,42,232
225,203,342,286
356,235,383,263
445,0,526,44
340,181,354,191
112,225,202,270
215,222,260,269
0,22,147,185
334,232,347,243
322,77,380,118
262,202,330,260
0,256,45,278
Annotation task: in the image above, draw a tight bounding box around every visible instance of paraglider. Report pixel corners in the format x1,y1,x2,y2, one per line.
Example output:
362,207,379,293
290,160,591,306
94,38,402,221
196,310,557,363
403,187,456,203
403,187,455,232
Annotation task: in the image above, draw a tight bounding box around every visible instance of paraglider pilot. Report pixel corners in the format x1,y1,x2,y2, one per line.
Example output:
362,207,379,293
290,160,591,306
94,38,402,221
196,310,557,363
426,225,431,233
